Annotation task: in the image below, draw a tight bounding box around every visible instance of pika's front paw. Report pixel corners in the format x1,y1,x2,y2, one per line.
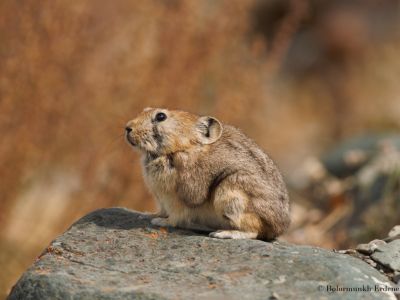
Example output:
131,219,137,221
151,217,172,227
148,211,168,218
209,230,258,239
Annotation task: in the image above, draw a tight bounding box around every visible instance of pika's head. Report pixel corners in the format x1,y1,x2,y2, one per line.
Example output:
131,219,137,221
125,108,223,156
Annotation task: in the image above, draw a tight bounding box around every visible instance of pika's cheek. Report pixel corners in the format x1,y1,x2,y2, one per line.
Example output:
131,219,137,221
168,135,193,152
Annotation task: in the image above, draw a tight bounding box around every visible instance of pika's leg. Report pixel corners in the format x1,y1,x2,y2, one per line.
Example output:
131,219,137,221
150,199,170,226
210,186,262,240
144,210,168,219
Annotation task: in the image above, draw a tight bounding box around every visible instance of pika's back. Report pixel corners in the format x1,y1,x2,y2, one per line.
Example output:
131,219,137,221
198,125,288,202
210,125,274,174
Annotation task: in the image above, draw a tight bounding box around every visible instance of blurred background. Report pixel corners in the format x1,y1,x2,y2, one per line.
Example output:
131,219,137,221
1,0,400,297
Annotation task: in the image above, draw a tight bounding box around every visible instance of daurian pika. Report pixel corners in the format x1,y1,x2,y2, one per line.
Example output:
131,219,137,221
125,108,290,240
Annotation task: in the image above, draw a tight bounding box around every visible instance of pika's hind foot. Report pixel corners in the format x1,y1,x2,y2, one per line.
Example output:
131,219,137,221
151,217,172,227
209,230,257,239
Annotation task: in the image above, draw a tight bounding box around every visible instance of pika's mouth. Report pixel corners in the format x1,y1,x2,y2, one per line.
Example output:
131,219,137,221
125,134,137,147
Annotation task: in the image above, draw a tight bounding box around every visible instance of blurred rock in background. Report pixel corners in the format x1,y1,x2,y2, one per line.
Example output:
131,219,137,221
1,0,400,297
291,135,400,248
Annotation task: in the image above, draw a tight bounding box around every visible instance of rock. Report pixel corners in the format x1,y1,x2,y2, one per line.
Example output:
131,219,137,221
384,235,400,243
388,226,400,238
356,240,387,255
394,272,400,284
300,135,400,246
356,244,373,255
336,249,357,255
364,258,377,268
371,240,400,272
321,135,400,178
8,208,397,300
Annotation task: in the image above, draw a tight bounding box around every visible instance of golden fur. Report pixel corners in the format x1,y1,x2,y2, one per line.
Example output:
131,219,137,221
126,108,290,240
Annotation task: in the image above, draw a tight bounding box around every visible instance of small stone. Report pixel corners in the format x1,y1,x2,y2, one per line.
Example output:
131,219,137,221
336,250,349,254
388,225,400,238
345,249,357,255
370,239,387,251
356,244,372,254
372,240,400,272
269,292,279,300
356,240,386,255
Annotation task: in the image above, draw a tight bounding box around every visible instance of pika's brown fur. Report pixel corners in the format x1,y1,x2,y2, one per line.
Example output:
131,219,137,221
125,108,290,240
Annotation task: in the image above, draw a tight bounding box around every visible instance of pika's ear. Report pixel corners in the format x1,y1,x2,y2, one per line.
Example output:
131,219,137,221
196,116,223,144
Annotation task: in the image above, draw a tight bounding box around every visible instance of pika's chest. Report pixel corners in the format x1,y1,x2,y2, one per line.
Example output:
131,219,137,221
141,155,178,194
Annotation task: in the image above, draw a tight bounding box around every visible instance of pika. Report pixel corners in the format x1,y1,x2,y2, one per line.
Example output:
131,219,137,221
125,108,290,240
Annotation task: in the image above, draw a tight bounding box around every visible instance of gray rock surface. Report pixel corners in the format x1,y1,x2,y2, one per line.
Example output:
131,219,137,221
300,136,400,246
372,240,400,272
356,240,387,255
8,208,398,300
321,134,400,178
389,226,400,239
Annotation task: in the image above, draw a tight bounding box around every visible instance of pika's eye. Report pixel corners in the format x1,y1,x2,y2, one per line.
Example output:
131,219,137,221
155,112,167,122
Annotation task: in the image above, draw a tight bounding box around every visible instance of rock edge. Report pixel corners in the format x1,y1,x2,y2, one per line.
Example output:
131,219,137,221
8,208,399,300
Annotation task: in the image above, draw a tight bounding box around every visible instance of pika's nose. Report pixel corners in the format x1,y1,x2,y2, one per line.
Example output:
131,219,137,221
125,127,132,133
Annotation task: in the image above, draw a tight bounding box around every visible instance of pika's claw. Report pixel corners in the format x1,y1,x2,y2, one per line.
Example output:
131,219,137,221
209,230,258,239
151,217,171,227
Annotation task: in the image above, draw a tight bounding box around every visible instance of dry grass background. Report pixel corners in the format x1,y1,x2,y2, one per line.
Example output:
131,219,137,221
1,0,400,297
